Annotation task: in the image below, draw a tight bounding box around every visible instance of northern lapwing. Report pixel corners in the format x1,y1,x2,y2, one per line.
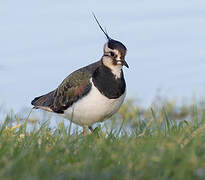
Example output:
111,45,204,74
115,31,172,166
31,14,129,133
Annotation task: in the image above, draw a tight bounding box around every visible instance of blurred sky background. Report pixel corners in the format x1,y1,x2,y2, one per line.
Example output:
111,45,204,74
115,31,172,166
0,0,205,113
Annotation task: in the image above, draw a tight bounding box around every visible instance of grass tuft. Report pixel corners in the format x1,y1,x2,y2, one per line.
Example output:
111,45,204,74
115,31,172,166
0,99,205,179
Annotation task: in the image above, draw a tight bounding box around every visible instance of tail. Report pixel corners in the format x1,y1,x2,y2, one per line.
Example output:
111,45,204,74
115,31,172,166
31,90,56,112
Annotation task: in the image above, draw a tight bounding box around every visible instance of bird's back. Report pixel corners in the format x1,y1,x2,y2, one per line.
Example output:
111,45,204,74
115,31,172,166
31,60,101,112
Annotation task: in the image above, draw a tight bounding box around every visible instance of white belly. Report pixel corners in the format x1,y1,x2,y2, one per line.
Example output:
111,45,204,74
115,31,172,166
63,80,126,126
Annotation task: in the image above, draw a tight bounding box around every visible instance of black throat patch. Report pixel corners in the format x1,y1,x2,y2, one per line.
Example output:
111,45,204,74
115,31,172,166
92,65,126,99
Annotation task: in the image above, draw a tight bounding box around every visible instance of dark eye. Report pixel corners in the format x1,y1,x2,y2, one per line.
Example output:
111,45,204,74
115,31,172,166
110,52,115,57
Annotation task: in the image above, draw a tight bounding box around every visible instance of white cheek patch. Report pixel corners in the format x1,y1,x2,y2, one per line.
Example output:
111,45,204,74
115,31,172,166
102,56,113,67
103,43,122,78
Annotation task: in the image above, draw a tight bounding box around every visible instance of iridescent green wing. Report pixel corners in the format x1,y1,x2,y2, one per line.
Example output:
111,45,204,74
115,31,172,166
51,61,101,113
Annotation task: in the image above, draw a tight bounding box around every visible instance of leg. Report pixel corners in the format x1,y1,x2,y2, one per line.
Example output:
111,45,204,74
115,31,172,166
83,126,87,135
88,126,93,133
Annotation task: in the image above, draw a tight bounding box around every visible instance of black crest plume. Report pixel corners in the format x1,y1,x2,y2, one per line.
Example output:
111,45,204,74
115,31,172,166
92,12,111,40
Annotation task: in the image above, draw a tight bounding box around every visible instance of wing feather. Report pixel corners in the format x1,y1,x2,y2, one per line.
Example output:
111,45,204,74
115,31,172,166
51,61,101,113
31,61,101,113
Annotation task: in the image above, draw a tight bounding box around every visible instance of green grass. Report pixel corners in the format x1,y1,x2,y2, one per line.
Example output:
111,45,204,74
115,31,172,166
1,99,205,180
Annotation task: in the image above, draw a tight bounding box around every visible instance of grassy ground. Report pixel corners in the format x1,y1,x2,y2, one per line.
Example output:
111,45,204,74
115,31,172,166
1,99,205,180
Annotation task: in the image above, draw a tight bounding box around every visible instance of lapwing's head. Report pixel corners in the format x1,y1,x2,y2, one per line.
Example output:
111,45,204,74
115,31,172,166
103,39,128,68
93,13,129,75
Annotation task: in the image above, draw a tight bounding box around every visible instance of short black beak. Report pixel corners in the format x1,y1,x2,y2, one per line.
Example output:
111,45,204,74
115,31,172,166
123,60,129,68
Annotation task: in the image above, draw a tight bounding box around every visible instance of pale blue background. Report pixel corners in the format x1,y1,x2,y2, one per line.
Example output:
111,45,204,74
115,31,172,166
0,0,205,113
